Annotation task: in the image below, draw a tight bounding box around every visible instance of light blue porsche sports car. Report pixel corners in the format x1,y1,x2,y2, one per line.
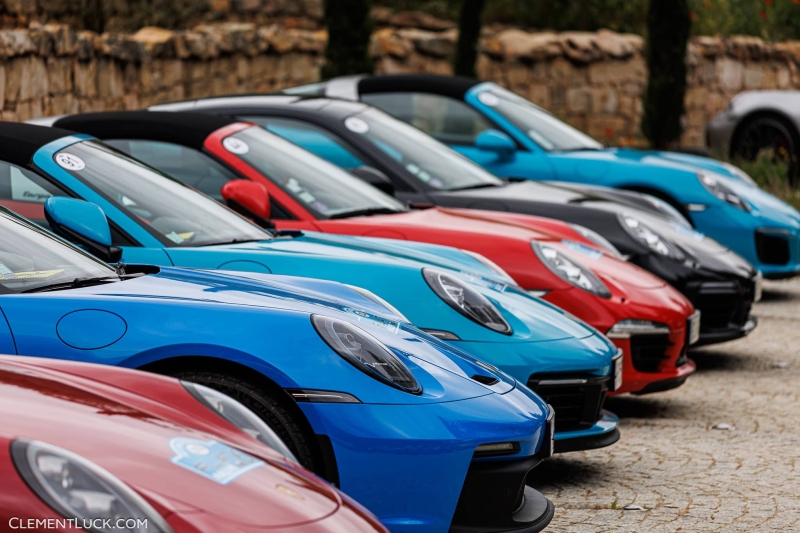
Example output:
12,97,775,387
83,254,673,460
0,122,622,454
288,74,800,279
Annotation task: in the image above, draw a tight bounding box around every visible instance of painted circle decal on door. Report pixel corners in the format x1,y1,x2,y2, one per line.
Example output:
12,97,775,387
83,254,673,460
56,309,127,350
344,117,370,134
55,153,86,171
223,137,250,154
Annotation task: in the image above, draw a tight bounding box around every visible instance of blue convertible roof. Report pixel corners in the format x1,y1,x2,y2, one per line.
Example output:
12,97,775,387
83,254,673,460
0,122,76,168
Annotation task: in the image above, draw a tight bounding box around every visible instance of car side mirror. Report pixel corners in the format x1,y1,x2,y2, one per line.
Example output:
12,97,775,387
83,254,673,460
44,197,122,263
474,130,516,159
220,180,273,228
350,166,395,196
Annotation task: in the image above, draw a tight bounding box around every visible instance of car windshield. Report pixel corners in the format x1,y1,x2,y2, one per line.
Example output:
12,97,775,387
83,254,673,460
345,109,503,191
54,141,271,247
224,126,407,219
0,209,116,294
479,85,604,151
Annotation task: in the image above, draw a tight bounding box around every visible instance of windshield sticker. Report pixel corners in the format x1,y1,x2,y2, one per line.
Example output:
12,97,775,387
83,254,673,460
0,269,64,281
669,221,705,241
55,153,86,171
344,117,370,134
478,92,500,107
562,240,604,260
165,232,185,244
169,438,265,485
223,137,250,155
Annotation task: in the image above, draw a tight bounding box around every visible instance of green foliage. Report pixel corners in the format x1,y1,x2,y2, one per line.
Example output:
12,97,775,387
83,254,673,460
322,0,375,79
734,156,800,209
641,0,691,150
453,0,487,76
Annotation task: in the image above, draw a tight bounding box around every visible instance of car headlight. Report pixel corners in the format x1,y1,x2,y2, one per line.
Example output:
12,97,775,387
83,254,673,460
11,439,173,533
181,381,298,462
721,162,757,187
422,269,512,334
698,172,751,212
312,314,422,393
618,215,685,261
568,223,624,258
458,249,517,284
344,284,410,322
532,242,611,298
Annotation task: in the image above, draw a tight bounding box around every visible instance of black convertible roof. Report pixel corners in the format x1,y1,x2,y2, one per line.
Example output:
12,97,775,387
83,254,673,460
357,74,481,99
0,122,77,168
54,111,240,149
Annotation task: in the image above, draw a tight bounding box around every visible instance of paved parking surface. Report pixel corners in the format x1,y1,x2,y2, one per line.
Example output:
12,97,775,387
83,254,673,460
531,278,800,532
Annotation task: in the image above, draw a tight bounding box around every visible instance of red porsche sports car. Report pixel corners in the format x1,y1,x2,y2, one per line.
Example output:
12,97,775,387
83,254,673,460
0,355,387,533
55,111,699,395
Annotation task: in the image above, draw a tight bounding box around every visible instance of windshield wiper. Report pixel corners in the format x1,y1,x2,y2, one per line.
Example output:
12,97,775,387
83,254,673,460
197,238,269,247
450,182,501,191
328,207,405,219
21,276,121,293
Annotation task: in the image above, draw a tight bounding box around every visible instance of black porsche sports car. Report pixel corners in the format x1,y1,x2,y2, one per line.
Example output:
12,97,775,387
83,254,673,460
34,99,762,346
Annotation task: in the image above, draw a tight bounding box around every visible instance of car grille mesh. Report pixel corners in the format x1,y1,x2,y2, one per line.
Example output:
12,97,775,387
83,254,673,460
527,374,610,432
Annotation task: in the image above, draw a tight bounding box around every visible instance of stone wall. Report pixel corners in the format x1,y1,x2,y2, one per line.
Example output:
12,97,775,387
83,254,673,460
370,24,800,148
2,13,800,148
0,23,325,122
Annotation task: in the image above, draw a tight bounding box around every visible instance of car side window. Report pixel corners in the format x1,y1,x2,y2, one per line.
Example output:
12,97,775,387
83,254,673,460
244,116,366,170
0,163,69,226
103,139,239,201
362,92,493,145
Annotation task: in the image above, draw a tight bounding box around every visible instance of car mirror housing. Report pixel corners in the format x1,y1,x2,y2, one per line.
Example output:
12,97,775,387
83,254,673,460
474,130,516,158
350,166,395,196
220,179,273,228
44,197,122,263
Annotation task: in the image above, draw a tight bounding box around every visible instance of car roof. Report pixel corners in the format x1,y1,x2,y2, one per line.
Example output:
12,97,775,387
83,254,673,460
0,122,77,167
153,95,372,121
53,111,240,149
356,74,482,99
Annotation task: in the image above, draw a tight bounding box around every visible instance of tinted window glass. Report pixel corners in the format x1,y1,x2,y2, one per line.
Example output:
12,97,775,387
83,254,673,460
362,92,493,145
225,126,406,219
0,209,115,294
0,163,69,226
105,140,239,200
54,140,271,247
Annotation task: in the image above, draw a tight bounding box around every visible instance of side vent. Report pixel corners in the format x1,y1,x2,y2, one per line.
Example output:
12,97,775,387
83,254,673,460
471,374,499,386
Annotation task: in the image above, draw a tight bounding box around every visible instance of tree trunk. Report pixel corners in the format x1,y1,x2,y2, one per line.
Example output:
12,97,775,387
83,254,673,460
453,0,487,78
640,0,691,150
321,0,374,79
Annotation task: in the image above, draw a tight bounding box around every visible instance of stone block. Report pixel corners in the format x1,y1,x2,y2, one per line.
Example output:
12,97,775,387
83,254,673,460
716,57,743,93
19,57,48,100
97,59,125,98
46,57,72,94
74,61,98,98
590,88,618,114
743,64,765,89
566,87,590,113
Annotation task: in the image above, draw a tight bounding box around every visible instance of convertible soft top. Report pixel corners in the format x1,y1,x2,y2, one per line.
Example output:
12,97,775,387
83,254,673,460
0,122,77,167
54,111,240,150
357,74,481,99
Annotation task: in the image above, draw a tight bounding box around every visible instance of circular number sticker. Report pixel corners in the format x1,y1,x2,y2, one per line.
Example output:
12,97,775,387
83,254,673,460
478,92,500,107
55,153,85,171
344,117,370,134
223,137,250,155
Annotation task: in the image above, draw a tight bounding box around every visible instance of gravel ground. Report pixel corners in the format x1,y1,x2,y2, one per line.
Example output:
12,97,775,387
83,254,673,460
531,278,800,533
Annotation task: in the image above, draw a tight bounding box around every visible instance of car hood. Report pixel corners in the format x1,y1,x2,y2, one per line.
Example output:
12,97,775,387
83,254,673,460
0,358,344,527
550,147,800,225
216,230,512,283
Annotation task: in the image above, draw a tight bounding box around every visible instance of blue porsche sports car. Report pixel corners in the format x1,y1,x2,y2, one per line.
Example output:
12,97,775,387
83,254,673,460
288,74,800,279
0,122,621,453
0,203,556,533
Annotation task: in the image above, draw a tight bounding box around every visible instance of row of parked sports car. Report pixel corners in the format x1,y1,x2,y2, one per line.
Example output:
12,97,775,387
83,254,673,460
4,74,797,533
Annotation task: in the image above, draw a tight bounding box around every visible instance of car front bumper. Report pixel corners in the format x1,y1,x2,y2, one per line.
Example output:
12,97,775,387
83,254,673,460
297,387,551,533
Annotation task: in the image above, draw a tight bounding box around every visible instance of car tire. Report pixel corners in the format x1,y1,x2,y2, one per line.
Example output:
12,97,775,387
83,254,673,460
170,370,322,472
731,113,799,185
